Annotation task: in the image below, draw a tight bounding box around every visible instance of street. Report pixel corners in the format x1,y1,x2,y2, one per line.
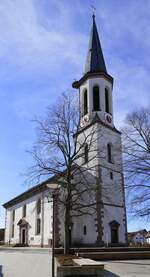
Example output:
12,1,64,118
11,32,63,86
0,249,51,277
0,248,150,276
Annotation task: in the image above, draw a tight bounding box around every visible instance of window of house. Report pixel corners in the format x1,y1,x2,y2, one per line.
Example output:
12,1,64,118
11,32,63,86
105,88,110,113
37,199,41,215
93,86,100,111
107,143,112,163
83,225,87,235
83,89,88,115
84,144,89,163
36,218,41,235
23,205,26,218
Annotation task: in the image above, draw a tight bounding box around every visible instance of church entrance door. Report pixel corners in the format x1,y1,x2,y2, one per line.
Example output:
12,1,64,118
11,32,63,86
17,218,29,245
21,227,28,245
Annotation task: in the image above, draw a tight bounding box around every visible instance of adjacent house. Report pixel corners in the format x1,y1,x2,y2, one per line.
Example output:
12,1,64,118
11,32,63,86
128,229,148,245
145,232,150,244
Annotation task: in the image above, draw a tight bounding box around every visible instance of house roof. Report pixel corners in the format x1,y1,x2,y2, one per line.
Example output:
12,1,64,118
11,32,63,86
128,229,148,240
3,174,59,209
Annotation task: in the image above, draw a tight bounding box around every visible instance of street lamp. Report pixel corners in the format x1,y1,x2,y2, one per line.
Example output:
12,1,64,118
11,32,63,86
46,183,59,277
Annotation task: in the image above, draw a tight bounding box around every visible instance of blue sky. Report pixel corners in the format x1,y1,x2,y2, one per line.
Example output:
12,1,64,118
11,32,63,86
0,0,150,231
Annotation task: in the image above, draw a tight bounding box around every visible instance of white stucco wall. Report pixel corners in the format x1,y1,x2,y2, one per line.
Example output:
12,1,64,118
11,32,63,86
146,237,150,244
102,205,126,243
5,190,53,246
72,214,97,245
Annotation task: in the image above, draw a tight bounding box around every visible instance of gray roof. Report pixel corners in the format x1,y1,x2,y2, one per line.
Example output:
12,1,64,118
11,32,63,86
84,15,107,74
3,174,60,208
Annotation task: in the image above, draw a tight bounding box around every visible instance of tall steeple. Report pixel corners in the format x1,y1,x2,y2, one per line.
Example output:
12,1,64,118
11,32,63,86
72,14,114,128
72,16,113,90
84,15,107,74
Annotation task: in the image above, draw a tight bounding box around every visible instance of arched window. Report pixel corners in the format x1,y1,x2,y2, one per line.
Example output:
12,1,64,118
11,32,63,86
93,85,100,111
84,144,89,163
107,143,112,163
83,89,88,115
37,199,41,215
83,225,87,235
105,88,110,113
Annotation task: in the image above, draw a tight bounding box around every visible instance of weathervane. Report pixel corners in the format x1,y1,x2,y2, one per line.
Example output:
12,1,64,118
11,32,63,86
90,4,96,16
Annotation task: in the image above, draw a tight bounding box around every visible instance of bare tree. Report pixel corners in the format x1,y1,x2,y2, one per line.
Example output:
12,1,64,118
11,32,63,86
122,107,150,218
27,92,103,254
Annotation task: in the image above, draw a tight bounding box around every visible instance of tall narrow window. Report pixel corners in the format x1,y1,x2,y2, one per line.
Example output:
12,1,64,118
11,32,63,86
11,210,15,238
83,89,88,115
12,224,14,238
23,205,26,218
93,86,100,111
84,144,89,163
107,143,112,163
37,199,41,215
36,218,41,235
12,210,15,221
105,88,110,113
83,225,87,235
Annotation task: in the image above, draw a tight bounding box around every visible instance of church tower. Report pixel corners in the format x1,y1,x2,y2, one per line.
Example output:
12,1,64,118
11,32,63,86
72,15,127,246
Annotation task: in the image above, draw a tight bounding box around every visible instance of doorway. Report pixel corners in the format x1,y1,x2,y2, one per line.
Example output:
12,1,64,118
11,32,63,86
21,228,27,245
111,228,118,243
109,220,120,244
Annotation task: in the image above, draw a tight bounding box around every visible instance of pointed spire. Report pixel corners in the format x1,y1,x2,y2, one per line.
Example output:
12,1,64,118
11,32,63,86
84,15,107,74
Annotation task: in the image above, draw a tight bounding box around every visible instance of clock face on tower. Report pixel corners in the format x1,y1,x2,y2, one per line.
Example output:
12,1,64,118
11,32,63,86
105,113,112,125
80,114,89,128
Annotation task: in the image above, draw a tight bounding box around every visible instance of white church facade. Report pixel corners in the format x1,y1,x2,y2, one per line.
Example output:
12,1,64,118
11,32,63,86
3,15,127,247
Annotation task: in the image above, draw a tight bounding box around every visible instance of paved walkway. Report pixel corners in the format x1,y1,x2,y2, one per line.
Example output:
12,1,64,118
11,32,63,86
0,249,51,277
104,260,150,276
0,248,150,276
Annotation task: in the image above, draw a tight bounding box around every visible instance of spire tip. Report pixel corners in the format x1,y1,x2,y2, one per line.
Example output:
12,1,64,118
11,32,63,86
91,5,96,17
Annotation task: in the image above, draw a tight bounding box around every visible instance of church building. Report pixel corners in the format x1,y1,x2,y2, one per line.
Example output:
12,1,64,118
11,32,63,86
3,15,127,247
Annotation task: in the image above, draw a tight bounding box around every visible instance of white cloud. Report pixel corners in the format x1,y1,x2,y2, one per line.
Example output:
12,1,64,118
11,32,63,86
0,0,88,82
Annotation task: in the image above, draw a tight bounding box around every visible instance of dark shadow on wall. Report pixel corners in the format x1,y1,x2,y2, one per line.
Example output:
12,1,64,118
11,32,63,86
0,265,3,277
103,270,120,277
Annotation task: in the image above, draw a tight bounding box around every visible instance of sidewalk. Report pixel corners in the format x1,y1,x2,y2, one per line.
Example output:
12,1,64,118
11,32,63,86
0,250,51,277
0,245,51,253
